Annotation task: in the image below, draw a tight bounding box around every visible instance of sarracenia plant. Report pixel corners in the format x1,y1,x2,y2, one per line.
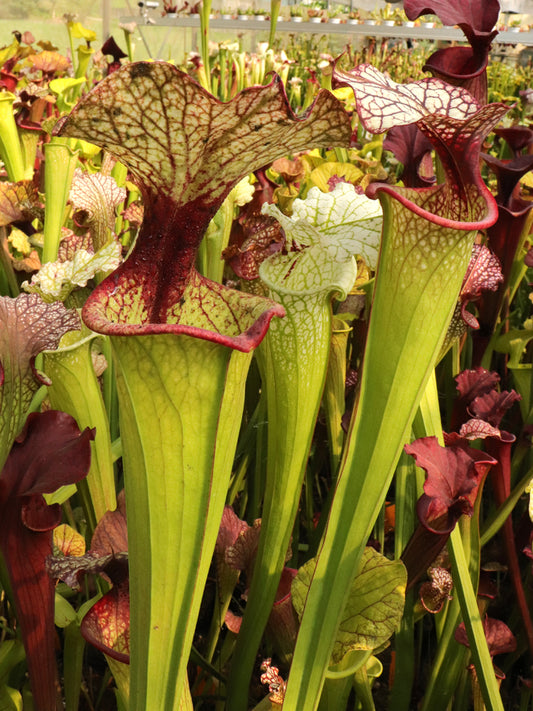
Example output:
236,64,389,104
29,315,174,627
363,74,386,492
227,181,383,709
0,294,94,711
404,0,500,103
280,64,508,710
55,61,352,711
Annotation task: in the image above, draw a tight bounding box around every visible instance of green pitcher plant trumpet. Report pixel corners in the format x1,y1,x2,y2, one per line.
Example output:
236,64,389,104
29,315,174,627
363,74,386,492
227,181,383,709
281,64,509,710
0,91,26,183
55,60,352,711
42,139,79,264
43,325,117,525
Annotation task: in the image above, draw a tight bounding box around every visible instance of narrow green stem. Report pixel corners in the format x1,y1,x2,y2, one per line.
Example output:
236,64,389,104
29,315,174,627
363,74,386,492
318,676,353,711
268,0,282,49
389,449,418,710
197,198,234,283
200,0,213,94
323,318,350,475
0,226,19,297
480,467,533,547
448,527,504,711
353,666,377,711
63,622,85,711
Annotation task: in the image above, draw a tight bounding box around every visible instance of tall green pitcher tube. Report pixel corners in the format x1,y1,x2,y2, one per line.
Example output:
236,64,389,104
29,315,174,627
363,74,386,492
112,332,253,709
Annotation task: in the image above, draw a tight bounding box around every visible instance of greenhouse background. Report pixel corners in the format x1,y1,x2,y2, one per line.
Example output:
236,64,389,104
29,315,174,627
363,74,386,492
1,0,533,55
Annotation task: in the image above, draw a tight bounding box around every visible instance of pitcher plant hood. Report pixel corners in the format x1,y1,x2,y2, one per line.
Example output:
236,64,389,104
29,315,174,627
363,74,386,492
55,61,353,351
333,64,508,231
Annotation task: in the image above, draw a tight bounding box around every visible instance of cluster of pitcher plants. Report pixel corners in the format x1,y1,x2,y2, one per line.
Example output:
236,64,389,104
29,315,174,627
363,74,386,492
2,0,533,709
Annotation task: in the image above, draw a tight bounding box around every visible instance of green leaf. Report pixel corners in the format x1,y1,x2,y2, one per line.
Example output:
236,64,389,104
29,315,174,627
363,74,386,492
494,321,533,418
0,93,26,182
49,77,87,113
292,548,406,667
0,685,22,711
494,322,533,369
0,39,20,70
67,21,97,42
0,640,25,687
43,325,117,521
42,139,79,263
113,334,253,710
43,483,77,506
308,162,364,192
55,592,77,628
54,60,353,711
326,650,373,680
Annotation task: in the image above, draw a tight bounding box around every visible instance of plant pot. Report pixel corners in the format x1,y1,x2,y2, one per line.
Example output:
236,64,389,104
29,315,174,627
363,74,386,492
291,16,303,22
347,18,359,24
221,13,232,19
508,26,521,32
382,19,395,26
310,16,323,22
421,21,434,27
329,17,342,23
165,12,178,18
364,19,377,25
403,20,415,26
237,14,249,20
190,12,200,18
254,14,266,20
